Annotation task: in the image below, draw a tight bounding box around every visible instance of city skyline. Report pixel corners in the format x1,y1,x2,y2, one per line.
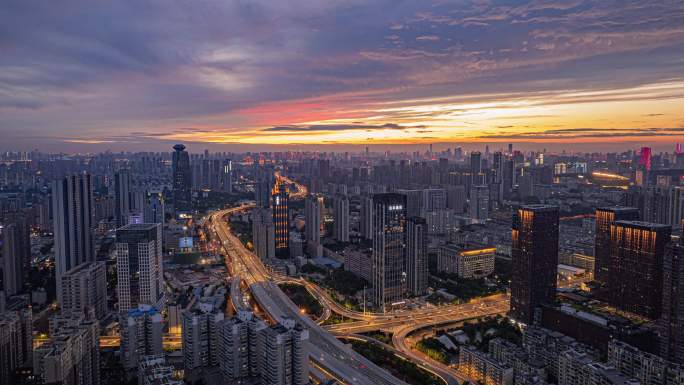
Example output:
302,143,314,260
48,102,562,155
2,1,684,152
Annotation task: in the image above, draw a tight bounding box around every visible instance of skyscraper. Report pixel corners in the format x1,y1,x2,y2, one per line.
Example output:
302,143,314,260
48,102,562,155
305,194,324,256
115,223,164,312
182,302,225,381
608,220,670,319
469,185,490,223
510,205,559,324
114,170,132,227
406,217,428,296
372,193,407,312
52,174,94,305
142,191,165,225
1,221,28,296
470,151,483,184
119,305,164,370
172,144,192,212
360,195,373,240
594,207,639,284
252,208,276,260
660,224,684,364
222,159,233,193
272,182,289,257
333,194,350,242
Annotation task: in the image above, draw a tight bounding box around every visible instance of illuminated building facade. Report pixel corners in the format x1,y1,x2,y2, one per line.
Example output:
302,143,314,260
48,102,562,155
272,181,289,257
594,207,639,284
608,220,670,319
372,193,407,312
510,205,559,325
660,225,684,364
437,245,496,278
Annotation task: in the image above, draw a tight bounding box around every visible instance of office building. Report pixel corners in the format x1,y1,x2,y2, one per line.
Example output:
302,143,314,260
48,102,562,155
258,319,309,385
470,185,490,223
305,194,324,256
138,355,184,385
406,217,428,296
172,144,192,212
252,208,276,260
59,261,107,320
119,305,164,370
594,207,639,284
360,195,374,240
333,194,350,242
510,205,559,324
143,191,165,225
33,316,99,385
660,230,684,364
272,182,289,257
608,220,670,319
114,170,132,227
372,193,407,312
116,223,164,311
437,245,496,278
52,174,94,306
182,302,225,381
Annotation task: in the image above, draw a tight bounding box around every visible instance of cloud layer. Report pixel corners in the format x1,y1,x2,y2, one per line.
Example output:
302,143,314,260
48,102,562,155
2,0,684,151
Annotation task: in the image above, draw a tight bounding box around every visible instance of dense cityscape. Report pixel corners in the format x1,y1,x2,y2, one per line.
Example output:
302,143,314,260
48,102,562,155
3,1,684,384
0,144,681,385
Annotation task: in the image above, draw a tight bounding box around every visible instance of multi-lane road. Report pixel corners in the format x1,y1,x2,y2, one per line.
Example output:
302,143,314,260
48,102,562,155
209,174,509,385
211,204,410,384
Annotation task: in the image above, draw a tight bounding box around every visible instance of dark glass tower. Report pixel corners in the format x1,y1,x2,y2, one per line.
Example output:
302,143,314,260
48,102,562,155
608,220,670,319
510,205,559,324
372,193,407,313
660,224,684,364
406,216,428,296
272,182,289,257
172,144,192,212
594,207,639,284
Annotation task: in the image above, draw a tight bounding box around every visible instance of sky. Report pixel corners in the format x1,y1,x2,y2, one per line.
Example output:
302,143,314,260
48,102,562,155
2,0,684,153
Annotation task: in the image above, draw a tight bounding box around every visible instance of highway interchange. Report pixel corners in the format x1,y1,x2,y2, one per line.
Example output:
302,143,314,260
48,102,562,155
208,175,510,384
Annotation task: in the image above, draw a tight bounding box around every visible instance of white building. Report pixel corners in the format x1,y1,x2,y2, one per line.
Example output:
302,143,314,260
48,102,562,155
59,261,107,320
34,316,99,385
182,301,225,381
119,305,164,370
116,223,164,312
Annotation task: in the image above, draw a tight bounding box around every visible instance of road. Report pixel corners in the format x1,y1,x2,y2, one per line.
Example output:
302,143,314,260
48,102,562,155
324,294,509,334
210,174,510,385
211,205,409,384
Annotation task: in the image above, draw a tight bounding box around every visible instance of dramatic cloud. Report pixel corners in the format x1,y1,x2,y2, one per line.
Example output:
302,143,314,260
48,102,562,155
1,0,684,151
